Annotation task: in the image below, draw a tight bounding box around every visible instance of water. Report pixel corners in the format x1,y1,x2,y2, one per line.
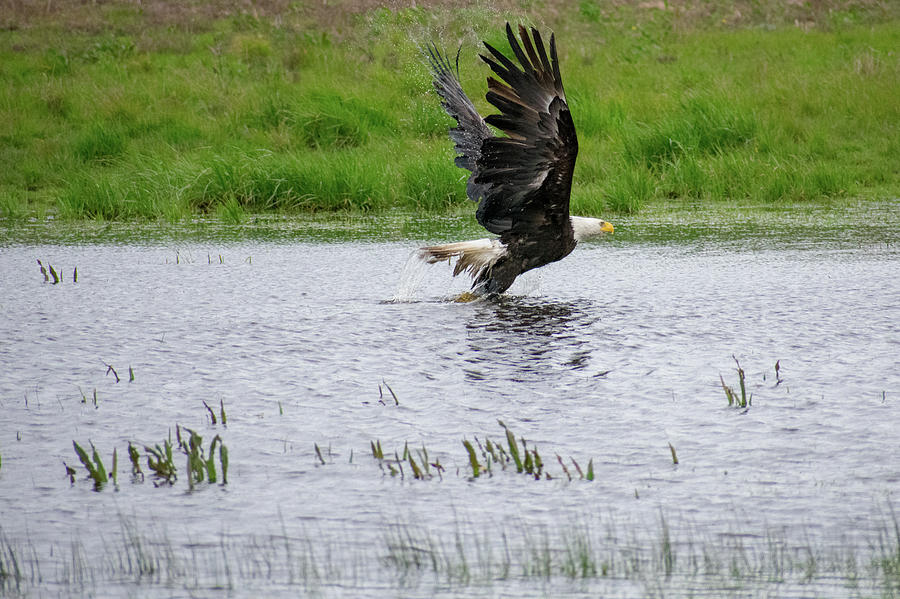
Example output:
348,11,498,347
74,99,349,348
1,203,899,597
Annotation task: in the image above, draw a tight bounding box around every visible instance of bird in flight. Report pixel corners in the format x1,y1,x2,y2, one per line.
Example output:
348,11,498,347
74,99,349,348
419,23,614,297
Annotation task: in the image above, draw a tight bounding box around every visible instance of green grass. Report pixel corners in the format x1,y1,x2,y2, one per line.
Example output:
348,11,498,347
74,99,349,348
721,355,752,408
6,509,899,595
70,440,113,490
372,421,593,482
0,2,897,221
67,412,228,490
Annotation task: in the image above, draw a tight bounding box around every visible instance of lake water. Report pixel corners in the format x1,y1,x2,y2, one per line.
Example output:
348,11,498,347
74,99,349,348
1,202,899,597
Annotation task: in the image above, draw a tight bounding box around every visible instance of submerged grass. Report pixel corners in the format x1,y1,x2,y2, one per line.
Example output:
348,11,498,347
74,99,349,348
1,2,897,221
9,509,900,596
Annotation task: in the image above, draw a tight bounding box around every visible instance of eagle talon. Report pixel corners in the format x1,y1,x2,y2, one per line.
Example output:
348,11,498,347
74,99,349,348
452,291,480,303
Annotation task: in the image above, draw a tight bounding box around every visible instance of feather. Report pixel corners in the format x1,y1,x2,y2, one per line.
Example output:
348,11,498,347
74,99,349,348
423,24,612,295
419,239,506,280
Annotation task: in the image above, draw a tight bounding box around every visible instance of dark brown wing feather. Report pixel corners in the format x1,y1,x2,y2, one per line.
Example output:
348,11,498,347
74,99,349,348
427,24,577,240
426,44,493,204
474,23,577,238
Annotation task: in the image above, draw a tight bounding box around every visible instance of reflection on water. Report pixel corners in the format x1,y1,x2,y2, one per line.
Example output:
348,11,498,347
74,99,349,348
464,297,601,383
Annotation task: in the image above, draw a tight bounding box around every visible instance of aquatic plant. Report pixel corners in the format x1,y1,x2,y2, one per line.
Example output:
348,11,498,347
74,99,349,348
498,421,594,481
378,380,399,406
405,448,425,480
36,259,61,284
371,439,399,477
78,387,99,408
64,463,76,484
556,455,572,481
4,507,900,595
314,443,327,465
111,448,118,487
370,440,384,460
379,424,563,481
0,530,24,594
103,361,120,383
463,421,545,479
143,436,177,485
560,526,598,579
202,400,218,425
127,442,143,480
668,442,679,465
569,456,594,481
721,355,751,408
71,440,112,490
176,425,227,489
35,260,77,284
462,439,480,478
659,513,674,577
377,510,899,591
371,440,441,480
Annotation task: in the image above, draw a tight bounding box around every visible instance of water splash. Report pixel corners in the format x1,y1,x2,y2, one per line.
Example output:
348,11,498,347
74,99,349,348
391,250,429,302
393,249,547,302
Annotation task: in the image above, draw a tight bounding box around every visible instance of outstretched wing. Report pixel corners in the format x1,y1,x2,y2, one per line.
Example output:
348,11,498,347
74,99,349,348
426,44,493,204
475,23,578,237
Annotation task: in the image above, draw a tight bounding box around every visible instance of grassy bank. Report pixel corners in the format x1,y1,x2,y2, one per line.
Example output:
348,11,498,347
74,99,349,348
1,1,898,221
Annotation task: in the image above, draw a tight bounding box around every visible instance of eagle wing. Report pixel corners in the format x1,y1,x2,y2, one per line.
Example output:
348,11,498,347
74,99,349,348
475,23,578,237
427,24,577,238
426,44,494,205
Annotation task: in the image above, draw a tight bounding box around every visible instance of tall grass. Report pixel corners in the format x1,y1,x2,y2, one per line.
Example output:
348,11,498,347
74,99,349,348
1,2,897,220
4,506,900,595
622,97,757,168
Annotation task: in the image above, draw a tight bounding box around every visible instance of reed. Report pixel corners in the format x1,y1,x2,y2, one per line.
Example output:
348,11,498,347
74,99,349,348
36,260,68,284
721,355,751,408
380,422,595,482
462,439,480,479
0,530,23,594
3,509,900,594
202,401,217,425
378,380,399,406
314,443,326,466
668,442,679,465
370,440,441,480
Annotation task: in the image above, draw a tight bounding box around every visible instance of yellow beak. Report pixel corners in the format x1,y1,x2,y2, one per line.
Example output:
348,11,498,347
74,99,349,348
601,221,615,234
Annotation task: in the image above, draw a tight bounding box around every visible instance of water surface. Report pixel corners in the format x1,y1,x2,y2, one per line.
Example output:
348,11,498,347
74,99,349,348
1,201,899,596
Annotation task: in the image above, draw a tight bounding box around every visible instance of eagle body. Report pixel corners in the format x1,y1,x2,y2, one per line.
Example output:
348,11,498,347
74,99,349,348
420,23,613,296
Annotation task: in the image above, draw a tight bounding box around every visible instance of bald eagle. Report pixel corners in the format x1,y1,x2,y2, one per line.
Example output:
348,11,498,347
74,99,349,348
419,23,614,296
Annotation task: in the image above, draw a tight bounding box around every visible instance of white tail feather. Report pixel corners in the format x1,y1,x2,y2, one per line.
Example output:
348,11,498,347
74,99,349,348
418,238,506,280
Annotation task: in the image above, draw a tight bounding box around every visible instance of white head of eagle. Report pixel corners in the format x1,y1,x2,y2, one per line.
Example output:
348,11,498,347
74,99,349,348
419,23,613,296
